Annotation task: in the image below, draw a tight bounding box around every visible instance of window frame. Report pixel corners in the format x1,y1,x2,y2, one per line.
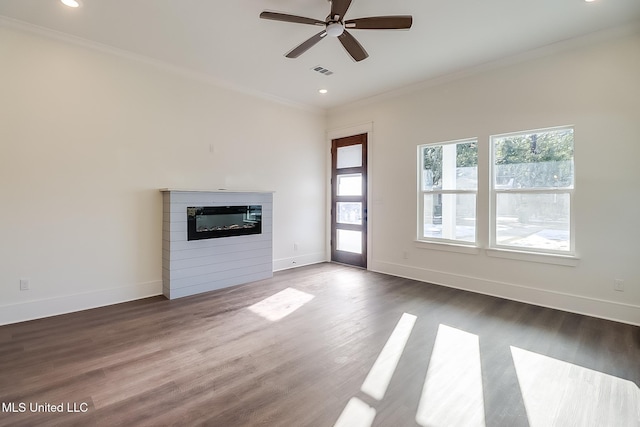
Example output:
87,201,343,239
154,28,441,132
489,125,576,256
417,138,479,246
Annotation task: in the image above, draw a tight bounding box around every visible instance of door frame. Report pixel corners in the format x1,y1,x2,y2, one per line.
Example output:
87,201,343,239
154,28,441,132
331,134,367,267
326,122,373,269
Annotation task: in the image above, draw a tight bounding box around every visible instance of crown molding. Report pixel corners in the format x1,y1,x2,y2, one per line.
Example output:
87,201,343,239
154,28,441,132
329,20,640,114
0,15,324,115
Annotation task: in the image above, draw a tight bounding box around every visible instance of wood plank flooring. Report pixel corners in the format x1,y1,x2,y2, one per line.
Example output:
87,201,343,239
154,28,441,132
0,263,638,426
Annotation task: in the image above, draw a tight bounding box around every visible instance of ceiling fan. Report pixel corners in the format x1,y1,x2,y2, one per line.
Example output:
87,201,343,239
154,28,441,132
260,0,412,62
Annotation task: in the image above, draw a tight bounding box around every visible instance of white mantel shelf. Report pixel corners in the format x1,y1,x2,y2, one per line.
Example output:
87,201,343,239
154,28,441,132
160,188,275,193
161,190,273,299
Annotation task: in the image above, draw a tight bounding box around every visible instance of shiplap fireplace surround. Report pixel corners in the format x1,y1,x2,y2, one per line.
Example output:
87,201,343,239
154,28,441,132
161,189,273,299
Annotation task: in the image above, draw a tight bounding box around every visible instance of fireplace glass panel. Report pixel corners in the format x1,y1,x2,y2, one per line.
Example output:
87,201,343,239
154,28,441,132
187,205,262,240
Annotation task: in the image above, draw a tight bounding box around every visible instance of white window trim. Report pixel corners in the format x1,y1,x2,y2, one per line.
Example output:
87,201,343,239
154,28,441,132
413,126,579,267
414,239,480,254
417,138,478,246
489,125,576,258
486,248,580,266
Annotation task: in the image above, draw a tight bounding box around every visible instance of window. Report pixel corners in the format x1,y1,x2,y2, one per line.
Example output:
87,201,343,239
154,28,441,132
491,126,574,254
418,139,478,244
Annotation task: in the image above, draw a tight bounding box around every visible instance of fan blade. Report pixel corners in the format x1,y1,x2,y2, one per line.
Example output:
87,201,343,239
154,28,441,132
345,16,413,30
330,0,353,20
260,11,325,26
338,30,368,62
285,31,328,58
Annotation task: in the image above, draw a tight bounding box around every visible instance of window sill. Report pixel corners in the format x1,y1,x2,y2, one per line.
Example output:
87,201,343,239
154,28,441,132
414,240,481,255
485,248,580,266
413,241,580,266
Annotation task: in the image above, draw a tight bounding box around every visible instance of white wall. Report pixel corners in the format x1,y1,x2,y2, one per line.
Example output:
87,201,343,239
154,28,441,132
0,24,327,325
327,30,640,325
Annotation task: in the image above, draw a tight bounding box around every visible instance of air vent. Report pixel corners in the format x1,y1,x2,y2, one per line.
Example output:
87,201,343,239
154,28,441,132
311,65,334,76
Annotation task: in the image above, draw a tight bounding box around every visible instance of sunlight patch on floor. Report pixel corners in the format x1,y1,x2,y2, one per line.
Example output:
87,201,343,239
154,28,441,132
334,312,416,427
416,324,486,427
511,346,640,427
333,397,376,427
360,312,417,400
247,287,314,321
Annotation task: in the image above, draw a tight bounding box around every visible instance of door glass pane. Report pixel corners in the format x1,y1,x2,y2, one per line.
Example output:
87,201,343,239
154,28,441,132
337,144,362,169
337,202,362,225
496,193,570,251
337,174,362,196
336,229,362,254
423,193,476,242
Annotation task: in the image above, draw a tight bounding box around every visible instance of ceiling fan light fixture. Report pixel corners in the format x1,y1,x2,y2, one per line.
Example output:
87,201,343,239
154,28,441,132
326,22,344,37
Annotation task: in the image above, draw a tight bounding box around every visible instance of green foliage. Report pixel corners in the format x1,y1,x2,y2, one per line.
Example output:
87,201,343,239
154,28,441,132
494,129,574,188
423,141,477,188
422,130,573,190
457,141,478,168
422,145,442,187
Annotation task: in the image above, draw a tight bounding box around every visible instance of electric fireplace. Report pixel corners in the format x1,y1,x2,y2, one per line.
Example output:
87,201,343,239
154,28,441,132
187,205,262,240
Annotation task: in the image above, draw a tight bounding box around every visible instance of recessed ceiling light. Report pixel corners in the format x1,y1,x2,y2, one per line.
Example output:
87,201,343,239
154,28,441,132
319,89,328,94
60,0,80,8
584,0,596,2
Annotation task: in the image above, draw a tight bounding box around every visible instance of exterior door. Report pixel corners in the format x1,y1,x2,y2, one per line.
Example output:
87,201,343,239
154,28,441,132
331,134,367,268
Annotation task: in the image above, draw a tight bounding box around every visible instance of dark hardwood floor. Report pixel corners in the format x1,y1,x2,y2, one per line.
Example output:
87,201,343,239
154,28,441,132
0,263,638,426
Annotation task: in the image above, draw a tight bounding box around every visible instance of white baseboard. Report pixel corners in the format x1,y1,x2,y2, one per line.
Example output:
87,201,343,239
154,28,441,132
0,252,328,325
5,261,636,327
273,252,327,272
0,280,163,326
371,260,640,327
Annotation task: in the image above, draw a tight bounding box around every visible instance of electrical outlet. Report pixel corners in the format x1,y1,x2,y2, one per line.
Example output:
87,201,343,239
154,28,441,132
294,243,298,252
20,279,29,291
402,251,409,260
614,279,624,292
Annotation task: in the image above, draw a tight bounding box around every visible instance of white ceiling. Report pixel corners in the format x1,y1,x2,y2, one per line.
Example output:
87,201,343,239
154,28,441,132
1,0,639,110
